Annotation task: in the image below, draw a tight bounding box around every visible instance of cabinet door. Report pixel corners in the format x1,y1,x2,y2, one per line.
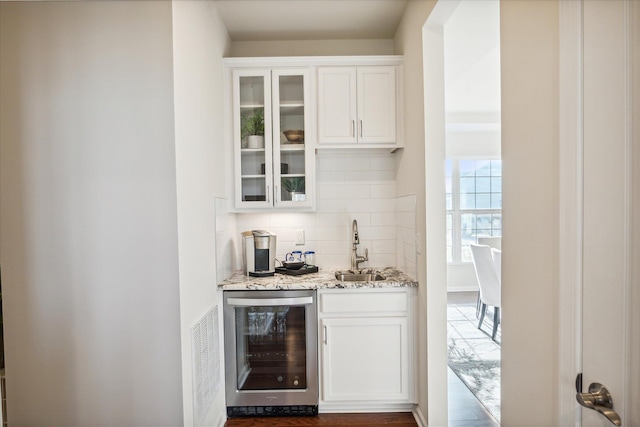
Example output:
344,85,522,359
272,68,314,208
233,69,273,209
320,317,410,402
317,67,357,144
357,66,397,144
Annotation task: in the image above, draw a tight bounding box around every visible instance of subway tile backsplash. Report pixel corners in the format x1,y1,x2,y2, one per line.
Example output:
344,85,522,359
218,152,417,280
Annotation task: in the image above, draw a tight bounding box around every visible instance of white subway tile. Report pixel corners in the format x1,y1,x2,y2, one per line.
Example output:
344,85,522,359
361,225,395,240
368,198,397,213
371,239,396,254
366,253,396,268
316,240,348,255
395,194,416,211
346,170,395,183
349,213,371,227
371,212,396,226
370,183,396,198
317,183,370,200
317,255,349,270
370,155,396,171
316,170,345,183
316,212,350,228
316,226,349,241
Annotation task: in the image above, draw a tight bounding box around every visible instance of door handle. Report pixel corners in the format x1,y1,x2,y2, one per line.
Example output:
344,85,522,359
576,375,622,426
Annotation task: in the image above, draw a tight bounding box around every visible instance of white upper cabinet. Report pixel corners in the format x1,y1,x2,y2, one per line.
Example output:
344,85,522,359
225,56,403,211
318,66,400,147
230,66,315,211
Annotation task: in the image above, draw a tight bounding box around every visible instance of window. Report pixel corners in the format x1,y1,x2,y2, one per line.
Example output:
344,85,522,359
446,159,502,263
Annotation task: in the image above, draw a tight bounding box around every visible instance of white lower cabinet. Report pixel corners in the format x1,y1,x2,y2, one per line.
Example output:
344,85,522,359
317,288,416,411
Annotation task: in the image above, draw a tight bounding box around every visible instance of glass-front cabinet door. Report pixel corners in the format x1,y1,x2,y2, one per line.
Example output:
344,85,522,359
234,69,272,209
272,69,313,208
232,68,314,210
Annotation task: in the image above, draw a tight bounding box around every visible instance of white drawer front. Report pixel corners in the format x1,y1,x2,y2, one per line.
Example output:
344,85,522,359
319,289,408,314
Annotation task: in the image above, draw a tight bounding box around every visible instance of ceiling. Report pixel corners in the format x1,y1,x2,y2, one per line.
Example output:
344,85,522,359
213,0,410,41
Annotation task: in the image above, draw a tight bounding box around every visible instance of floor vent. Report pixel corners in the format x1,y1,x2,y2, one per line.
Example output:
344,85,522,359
191,305,221,426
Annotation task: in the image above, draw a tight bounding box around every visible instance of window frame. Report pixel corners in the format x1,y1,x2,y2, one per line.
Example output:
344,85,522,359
446,158,502,265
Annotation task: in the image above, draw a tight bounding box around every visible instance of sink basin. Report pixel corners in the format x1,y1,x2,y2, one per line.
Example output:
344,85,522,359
334,270,386,282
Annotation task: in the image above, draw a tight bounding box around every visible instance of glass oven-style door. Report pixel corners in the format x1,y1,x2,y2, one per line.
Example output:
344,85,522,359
234,301,309,391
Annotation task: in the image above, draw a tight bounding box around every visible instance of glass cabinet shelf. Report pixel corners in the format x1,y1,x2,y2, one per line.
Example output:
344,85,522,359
280,145,305,151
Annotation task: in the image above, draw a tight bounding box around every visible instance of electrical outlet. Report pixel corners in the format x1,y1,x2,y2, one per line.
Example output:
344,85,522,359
296,229,305,245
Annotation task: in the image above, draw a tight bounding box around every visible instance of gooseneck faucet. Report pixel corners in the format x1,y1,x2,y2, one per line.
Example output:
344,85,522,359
351,219,368,271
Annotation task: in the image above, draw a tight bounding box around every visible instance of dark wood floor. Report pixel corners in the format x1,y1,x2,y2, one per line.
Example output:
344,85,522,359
225,412,417,426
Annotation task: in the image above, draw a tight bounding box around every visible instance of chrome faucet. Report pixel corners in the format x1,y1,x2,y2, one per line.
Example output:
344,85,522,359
350,219,368,271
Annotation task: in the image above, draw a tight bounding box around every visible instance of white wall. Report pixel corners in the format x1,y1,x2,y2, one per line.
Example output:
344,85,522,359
632,4,640,422
393,1,441,425
500,1,559,425
171,2,231,425
230,39,394,57
0,2,183,425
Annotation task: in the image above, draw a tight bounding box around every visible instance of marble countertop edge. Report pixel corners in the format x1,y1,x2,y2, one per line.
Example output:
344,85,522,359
218,267,418,290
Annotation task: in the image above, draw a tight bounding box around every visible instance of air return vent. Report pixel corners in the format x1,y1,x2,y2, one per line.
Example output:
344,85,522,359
191,305,220,426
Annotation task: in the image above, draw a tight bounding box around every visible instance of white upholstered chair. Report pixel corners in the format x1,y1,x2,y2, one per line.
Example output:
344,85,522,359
491,248,501,283
474,237,501,315
470,244,501,340
478,236,502,250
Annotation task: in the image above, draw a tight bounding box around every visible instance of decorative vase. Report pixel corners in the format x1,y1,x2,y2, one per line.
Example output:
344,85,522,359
291,192,306,202
247,135,264,149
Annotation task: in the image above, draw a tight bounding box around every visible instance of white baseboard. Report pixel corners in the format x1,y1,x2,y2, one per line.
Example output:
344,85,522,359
413,406,427,427
318,402,414,413
447,286,478,293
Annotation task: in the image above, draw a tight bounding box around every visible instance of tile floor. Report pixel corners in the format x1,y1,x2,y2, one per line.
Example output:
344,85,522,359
447,291,500,426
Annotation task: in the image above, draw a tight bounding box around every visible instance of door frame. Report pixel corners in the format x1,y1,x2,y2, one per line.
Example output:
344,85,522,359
558,1,583,425
423,1,638,426
422,1,461,426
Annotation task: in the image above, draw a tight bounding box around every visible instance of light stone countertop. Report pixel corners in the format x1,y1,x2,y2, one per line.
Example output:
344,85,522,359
218,267,418,291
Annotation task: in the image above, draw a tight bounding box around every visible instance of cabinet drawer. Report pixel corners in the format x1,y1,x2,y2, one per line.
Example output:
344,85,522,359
319,289,409,315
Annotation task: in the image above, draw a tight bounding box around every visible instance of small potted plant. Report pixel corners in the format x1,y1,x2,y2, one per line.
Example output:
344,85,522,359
281,176,306,201
241,110,265,148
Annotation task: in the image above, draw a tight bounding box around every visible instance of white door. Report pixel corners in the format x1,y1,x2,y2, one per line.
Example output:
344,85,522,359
574,1,638,425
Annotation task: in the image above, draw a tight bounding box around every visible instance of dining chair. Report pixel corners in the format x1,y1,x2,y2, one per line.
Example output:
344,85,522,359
478,236,502,250
475,237,501,316
470,244,501,340
491,248,501,283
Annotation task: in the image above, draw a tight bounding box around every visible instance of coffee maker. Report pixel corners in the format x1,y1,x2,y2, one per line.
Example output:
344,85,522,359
242,230,276,277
